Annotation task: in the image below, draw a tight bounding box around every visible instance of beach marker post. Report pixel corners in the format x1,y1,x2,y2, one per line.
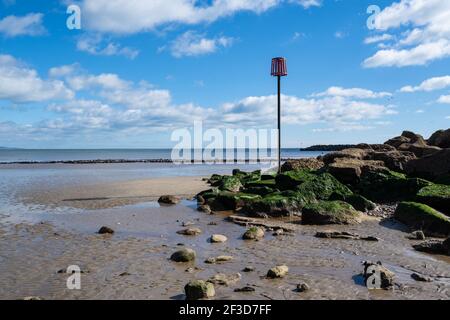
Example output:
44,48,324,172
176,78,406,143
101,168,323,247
271,57,288,173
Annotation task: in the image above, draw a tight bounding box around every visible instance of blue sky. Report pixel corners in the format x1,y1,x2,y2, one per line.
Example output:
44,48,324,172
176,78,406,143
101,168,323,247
0,0,450,148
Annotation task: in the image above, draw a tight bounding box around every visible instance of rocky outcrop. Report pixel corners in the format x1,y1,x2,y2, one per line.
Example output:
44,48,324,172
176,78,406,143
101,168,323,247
385,131,441,158
428,129,450,149
281,158,324,172
394,202,450,237
405,149,450,180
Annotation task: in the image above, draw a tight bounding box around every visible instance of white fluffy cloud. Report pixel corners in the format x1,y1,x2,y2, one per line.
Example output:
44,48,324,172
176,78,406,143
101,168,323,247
0,13,46,37
363,0,450,68
314,86,392,99
169,31,234,57
0,55,74,103
400,75,450,92
78,0,320,34
438,95,450,104
76,35,140,59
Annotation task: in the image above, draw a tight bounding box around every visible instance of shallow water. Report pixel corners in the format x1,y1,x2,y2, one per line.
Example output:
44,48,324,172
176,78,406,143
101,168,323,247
0,163,449,300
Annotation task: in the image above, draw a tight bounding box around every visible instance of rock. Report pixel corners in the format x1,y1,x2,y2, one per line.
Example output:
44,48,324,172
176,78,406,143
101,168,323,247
411,273,433,282
208,191,261,211
23,296,43,300
243,266,255,272
210,234,227,243
413,239,450,256
322,148,369,165
181,221,195,227
327,158,387,185
158,195,181,205
208,273,241,286
315,231,378,241
416,184,450,216
170,248,196,262
234,286,256,293
267,265,289,278
217,176,243,192
177,228,202,236
405,149,450,180
407,230,426,240
184,280,215,300
197,205,212,214
242,227,265,240
428,129,450,149
302,201,361,225
273,229,284,236
362,261,395,289
241,192,302,217
398,143,441,158
296,282,310,293
370,150,416,172
330,193,376,212
281,158,324,172
98,226,114,234
385,135,411,149
205,256,233,264
394,202,450,237
356,171,431,202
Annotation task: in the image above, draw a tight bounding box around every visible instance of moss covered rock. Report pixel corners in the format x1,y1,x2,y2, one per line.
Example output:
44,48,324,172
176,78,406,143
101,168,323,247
217,176,243,192
242,227,265,240
296,172,353,201
275,170,316,190
242,192,303,217
233,169,261,184
394,202,450,236
170,248,196,262
302,201,361,225
330,193,376,212
416,184,450,216
207,191,261,211
356,170,431,202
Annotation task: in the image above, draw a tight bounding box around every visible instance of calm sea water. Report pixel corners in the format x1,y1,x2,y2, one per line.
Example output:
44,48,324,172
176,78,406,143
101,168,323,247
0,148,325,163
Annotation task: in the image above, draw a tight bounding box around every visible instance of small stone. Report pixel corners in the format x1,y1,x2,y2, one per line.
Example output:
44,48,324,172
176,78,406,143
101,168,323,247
362,261,395,289
205,258,217,264
177,227,202,236
208,222,218,226
119,272,131,277
158,195,181,205
198,205,212,214
23,296,43,300
267,265,289,278
234,286,256,293
243,266,255,272
182,221,195,227
184,280,215,300
407,231,426,240
243,227,265,240
296,282,310,292
98,226,114,234
273,229,284,236
170,248,196,262
411,273,433,282
208,273,241,286
210,234,227,243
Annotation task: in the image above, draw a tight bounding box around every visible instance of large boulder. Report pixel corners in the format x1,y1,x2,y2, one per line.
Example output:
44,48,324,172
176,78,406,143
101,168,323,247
327,158,387,185
302,201,362,225
394,202,450,237
322,148,368,165
370,150,416,172
281,158,324,172
428,129,450,149
385,131,441,158
416,184,450,216
207,191,261,211
405,149,450,180
356,170,431,202
242,192,303,217
217,176,243,192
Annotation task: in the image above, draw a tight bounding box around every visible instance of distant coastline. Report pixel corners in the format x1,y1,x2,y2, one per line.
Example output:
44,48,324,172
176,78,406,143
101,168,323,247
300,144,355,151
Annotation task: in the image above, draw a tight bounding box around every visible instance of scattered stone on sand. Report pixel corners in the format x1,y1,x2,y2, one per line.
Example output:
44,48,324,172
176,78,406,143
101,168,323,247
205,256,233,264
208,273,242,286
198,205,212,214
234,286,256,293
170,248,196,262
411,273,433,282
367,204,396,218
243,266,255,272
413,238,450,256
158,195,181,205
181,221,195,227
407,230,426,240
227,215,295,233
176,227,202,236
210,234,227,243
242,226,265,240
296,282,310,293
362,261,395,290
315,231,379,241
184,280,215,300
267,265,289,279
98,226,114,235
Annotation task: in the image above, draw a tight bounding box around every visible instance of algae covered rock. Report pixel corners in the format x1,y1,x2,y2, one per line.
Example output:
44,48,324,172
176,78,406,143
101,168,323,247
184,280,215,300
218,176,243,192
302,201,361,225
242,192,302,217
170,248,196,262
208,191,261,211
242,226,265,240
329,193,376,212
394,202,450,237
416,184,450,216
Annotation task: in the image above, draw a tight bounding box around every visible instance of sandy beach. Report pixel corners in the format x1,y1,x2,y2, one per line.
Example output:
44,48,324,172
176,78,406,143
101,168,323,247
0,171,449,300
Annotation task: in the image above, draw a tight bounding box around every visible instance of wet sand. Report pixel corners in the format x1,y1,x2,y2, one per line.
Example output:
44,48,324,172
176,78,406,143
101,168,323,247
0,175,449,300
